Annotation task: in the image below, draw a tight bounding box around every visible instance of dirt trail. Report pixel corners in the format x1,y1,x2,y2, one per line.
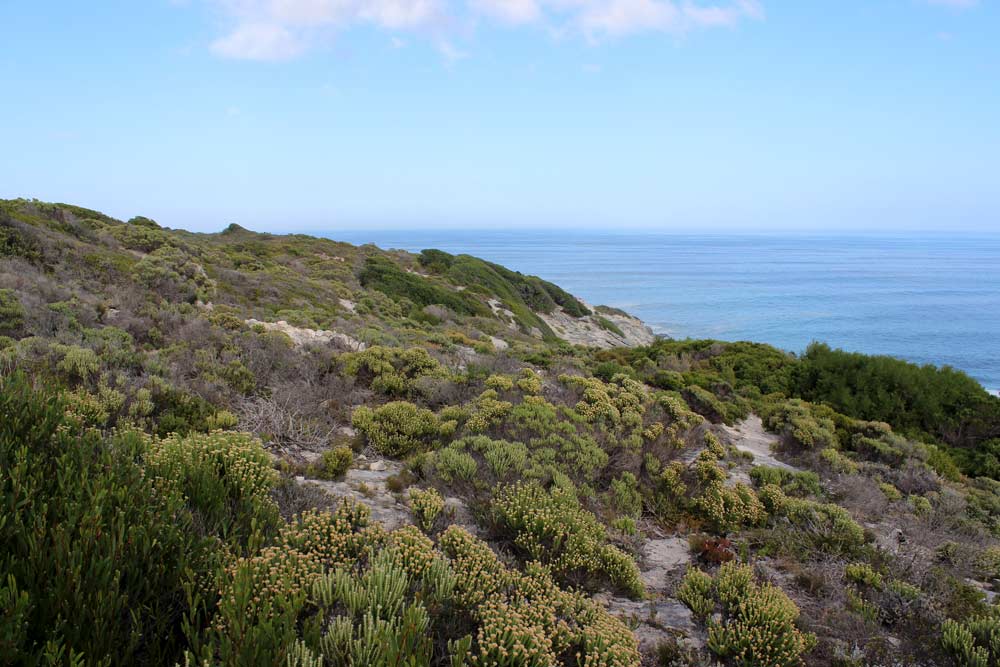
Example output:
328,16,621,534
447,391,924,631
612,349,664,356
718,414,799,472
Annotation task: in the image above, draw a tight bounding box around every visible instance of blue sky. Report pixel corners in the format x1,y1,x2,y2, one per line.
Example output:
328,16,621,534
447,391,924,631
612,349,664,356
1,1,998,232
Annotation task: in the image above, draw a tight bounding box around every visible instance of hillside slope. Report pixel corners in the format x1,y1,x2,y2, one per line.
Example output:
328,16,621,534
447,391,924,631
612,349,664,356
2,199,1000,667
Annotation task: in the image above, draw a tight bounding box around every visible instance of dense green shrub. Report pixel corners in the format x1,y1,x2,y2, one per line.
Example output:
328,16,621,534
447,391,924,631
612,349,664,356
0,289,25,335
0,373,213,666
679,563,816,667
312,445,353,479
793,342,999,449
749,466,822,498
432,443,479,483
359,256,489,317
759,484,866,556
352,401,444,457
491,482,644,598
147,430,281,549
941,609,1000,667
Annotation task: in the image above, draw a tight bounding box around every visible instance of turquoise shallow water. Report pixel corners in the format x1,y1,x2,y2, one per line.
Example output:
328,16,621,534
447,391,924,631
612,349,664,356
325,231,1000,393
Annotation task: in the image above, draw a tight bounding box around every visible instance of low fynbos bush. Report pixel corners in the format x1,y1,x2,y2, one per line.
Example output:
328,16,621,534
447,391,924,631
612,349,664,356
352,401,444,457
147,430,280,549
759,484,866,557
690,453,767,533
340,345,447,397
432,442,479,483
409,487,445,533
761,398,837,450
491,482,645,598
679,562,816,667
749,466,822,498
311,445,353,479
845,562,883,589
941,609,1000,667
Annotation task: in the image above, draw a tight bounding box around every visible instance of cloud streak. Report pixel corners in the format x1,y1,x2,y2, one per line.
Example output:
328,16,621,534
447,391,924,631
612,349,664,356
200,0,764,60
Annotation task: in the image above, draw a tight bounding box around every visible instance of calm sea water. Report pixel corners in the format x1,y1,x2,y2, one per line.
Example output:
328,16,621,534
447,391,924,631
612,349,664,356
325,231,1000,393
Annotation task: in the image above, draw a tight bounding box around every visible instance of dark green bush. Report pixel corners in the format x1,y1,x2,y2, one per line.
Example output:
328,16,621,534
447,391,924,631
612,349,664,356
359,256,488,317
0,373,213,666
749,466,822,498
0,290,25,336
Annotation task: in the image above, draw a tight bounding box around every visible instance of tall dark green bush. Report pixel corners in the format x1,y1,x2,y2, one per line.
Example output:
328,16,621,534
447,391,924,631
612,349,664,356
0,373,212,666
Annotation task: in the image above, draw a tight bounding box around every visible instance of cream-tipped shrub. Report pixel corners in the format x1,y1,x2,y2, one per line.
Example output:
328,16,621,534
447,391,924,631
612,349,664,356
679,562,816,667
146,430,280,548
352,401,443,457
491,482,644,598
409,487,445,533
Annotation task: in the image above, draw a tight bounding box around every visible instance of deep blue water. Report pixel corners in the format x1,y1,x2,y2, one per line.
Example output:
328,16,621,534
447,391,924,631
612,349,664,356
324,231,1000,393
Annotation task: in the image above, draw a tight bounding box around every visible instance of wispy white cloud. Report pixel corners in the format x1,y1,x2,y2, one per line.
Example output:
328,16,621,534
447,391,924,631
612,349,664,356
198,0,764,61
211,21,305,60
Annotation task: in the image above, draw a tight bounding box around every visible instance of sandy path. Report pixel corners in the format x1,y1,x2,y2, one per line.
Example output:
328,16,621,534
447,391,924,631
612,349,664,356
718,414,799,472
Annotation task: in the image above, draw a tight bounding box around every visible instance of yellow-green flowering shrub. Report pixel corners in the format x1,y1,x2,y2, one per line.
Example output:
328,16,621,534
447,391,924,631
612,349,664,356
560,374,647,434
352,401,443,457
759,484,866,556
657,394,705,430
704,431,726,458
761,399,837,450
941,609,1000,667
908,494,933,516
410,487,445,533
146,430,280,548
437,526,639,667
643,422,664,442
516,369,543,395
820,447,859,474
55,344,100,380
878,482,902,501
491,482,644,598
278,499,387,570
845,563,883,589
311,445,353,479
485,373,514,392
386,525,438,579
207,493,386,660
690,455,766,533
660,462,687,498
341,345,447,397
680,562,815,667
465,389,513,432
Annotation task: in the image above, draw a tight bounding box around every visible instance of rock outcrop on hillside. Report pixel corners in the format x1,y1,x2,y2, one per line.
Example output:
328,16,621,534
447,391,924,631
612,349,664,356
538,302,656,349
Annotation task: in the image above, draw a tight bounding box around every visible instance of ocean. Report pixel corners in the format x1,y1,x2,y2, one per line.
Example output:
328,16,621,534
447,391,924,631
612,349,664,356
325,231,1000,394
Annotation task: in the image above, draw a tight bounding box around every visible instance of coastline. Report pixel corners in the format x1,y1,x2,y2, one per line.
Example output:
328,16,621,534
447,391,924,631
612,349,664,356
322,230,1000,392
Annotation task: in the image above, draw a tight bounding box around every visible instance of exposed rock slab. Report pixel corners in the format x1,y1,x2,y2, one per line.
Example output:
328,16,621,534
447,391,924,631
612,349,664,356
595,593,703,653
302,458,411,529
246,319,366,351
537,303,655,349
640,537,692,592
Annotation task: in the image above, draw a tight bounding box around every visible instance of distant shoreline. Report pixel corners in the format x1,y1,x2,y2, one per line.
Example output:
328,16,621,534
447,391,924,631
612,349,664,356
323,230,1000,393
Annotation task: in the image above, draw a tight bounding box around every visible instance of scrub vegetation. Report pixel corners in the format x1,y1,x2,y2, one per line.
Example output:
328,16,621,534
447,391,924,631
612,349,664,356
2,198,999,666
